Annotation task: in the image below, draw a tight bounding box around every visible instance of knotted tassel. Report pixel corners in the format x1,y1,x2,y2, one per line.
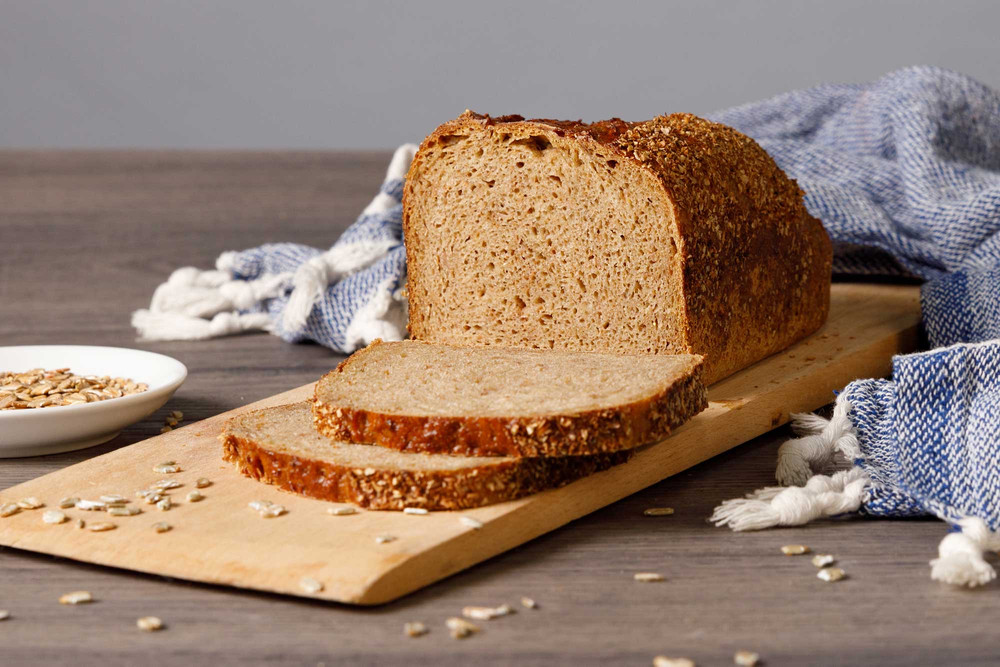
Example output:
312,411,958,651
930,517,1000,588
775,398,859,486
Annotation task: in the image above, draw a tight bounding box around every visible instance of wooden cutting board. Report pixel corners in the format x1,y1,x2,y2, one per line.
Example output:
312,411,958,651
0,283,921,605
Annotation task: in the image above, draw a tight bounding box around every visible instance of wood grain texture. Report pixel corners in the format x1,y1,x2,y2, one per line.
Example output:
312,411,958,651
2,151,997,666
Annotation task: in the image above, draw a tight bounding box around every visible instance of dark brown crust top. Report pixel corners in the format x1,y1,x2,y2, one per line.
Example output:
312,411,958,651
403,111,832,383
221,422,631,511
311,349,707,458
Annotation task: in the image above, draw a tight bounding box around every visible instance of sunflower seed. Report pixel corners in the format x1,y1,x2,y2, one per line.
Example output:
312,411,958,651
734,650,760,666
186,491,204,503
462,604,515,621
403,507,428,515
521,597,537,609
445,617,479,639
643,507,675,517
137,616,164,632
153,463,180,474
817,567,846,582
75,500,106,511
195,478,212,489
375,534,397,544
812,554,835,568
152,479,182,490
781,544,810,556
653,657,695,667
0,504,20,518
0,368,148,409
404,621,428,637
108,506,141,517
299,577,324,594
459,516,483,529
327,506,357,516
634,573,666,582
42,510,67,524
153,522,172,533
144,493,164,505
156,498,172,511
260,505,286,518
88,522,116,532
17,497,43,510
99,495,127,504
59,591,93,605
59,497,80,509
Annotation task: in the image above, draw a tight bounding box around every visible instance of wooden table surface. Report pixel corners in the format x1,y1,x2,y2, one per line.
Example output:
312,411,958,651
1,151,997,666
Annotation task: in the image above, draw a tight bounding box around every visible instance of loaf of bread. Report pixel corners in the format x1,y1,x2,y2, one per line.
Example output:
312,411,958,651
403,111,832,384
222,402,630,510
312,339,706,457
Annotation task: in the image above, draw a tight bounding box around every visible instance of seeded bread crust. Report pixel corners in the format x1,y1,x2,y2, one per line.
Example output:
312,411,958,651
221,404,631,510
311,347,707,458
403,111,832,384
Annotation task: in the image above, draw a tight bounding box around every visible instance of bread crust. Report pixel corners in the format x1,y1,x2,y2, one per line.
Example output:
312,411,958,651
221,422,631,511
311,349,707,457
403,111,832,384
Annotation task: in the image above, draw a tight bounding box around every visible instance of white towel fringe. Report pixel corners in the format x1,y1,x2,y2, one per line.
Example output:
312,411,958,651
776,398,859,486
132,143,418,345
930,517,1000,588
710,466,870,531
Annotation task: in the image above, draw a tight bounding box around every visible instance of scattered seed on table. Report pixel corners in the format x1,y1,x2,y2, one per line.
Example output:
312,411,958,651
108,506,141,517
88,522,116,532
75,519,85,529
144,493,164,505
165,417,178,426
521,597,537,609
152,479,182,490
634,573,666,583
403,507,428,515
156,498,172,512
817,567,846,582
734,650,760,666
0,610,9,621
459,516,483,529
462,604,515,620
186,491,204,503
445,617,479,639
99,495,127,504
17,497,43,510
643,507,675,517
153,522,172,533
137,616,164,632
404,621,428,637
59,591,93,605
153,463,180,474
375,534,397,545
327,506,357,516
781,544,810,555
299,577,324,594
195,478,212,489
653,657,695,667
42,510,67,524
170,410,183,420
812,554,835,568
1,504,21,518
75,500,106,511
260,505,286,518
59,497,80,509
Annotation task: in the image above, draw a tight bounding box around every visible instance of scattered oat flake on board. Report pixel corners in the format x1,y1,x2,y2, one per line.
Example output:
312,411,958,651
521,597,537,609
171,410,183,420
327,506,357,516
108,506,141,517
817,567,846,582
462,604,515,621
260,505,286,518
153,479,182,490
88,522,117,532
156,498,172,511
734,650,760,666
812,554,835,568
99,495,126,504
781,544,810,555
404,621,428,637
137,616,164,632
634,572,665,582
459,516,483,529
445,617,479,639
375,534,397,544
153,463,180,474
59,591,93,605
643,507,674,517
75,500,106,511
403,507,428,515
0,610,8,621
75,519,85,529
653,657,695,667
0,504,21,518
42,510,67,524
153,522,172,533
186,491,204,503
195,478,212,489
299,577,324,594
59,497,80,509
17,497,43,510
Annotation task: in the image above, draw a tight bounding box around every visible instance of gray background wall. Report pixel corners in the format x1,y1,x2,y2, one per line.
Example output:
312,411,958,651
2,0,998,149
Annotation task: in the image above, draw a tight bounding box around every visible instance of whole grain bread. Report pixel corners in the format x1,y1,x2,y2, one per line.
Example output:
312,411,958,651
221,402,631,510
402,111,832,384
311,339,706,457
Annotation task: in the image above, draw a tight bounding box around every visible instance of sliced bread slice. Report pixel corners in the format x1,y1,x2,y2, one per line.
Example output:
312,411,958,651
312,339,707,457
221,402,630,510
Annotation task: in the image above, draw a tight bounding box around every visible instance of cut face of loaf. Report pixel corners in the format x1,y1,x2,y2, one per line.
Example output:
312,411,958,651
312,340,707,457
221,402,631,511
403,111,833,384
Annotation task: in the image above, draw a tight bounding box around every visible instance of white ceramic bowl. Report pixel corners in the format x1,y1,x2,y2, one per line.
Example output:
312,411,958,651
0,346,187,458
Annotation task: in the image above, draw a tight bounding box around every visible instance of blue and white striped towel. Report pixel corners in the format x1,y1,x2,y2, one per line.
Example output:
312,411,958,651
135,66,1000,585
